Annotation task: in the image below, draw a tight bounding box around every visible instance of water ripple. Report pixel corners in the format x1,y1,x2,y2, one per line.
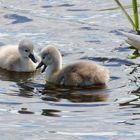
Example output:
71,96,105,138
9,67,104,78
80,56,135,66
4,14,33,24
47,101,109,107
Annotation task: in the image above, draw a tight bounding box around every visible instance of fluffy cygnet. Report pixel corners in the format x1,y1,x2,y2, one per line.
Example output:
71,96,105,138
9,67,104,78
36,45,109,87
121,31,140,49
0,39,37,72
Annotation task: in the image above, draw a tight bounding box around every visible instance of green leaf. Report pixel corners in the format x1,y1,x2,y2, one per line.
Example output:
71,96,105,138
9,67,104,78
129,49,140,59
132,0,139,29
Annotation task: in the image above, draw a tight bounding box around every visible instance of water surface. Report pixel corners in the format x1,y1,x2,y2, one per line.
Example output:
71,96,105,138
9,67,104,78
0,0,140,140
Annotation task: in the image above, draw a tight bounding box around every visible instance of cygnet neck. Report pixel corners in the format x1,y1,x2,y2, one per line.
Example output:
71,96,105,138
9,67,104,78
46,51,62,80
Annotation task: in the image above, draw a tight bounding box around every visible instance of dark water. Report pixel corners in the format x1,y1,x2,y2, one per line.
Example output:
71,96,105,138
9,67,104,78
0,0,140,139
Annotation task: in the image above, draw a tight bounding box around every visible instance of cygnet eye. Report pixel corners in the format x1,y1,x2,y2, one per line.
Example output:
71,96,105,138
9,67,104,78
25,49,29,52
42,56,45,59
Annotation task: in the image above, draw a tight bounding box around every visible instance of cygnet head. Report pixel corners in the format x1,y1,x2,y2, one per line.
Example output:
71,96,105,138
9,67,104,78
18,39,37,63
36,45,62,72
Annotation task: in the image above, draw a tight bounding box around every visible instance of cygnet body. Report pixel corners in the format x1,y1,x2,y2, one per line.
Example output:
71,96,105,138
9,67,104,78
121,31,140,49
36,45,109,87
0,39,37,72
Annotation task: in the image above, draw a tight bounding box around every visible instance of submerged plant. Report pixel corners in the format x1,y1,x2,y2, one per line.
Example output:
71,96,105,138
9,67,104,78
114,0,140,34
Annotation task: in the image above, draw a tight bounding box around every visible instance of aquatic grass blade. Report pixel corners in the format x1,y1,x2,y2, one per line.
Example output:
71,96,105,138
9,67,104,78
132,0,139,31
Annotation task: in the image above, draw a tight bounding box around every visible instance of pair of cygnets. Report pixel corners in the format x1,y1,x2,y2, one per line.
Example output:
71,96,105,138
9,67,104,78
0,39,109,87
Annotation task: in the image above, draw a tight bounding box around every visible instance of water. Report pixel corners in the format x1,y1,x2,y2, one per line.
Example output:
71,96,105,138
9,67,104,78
0,0,140,139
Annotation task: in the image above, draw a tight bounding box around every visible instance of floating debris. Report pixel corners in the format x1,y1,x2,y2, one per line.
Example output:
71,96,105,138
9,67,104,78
129,99,140,105
116,95,139,105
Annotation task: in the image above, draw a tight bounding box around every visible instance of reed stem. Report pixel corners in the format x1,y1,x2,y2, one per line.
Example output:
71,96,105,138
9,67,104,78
132,0,139,32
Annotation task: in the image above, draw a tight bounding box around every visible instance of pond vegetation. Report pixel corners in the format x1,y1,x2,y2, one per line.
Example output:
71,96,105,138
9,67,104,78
114,0,140,33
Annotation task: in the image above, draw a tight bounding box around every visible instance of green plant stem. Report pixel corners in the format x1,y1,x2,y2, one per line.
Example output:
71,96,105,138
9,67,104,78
132,0,139,30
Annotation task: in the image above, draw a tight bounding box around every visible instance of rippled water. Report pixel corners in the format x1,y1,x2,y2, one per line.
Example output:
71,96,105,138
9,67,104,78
0,0,140,139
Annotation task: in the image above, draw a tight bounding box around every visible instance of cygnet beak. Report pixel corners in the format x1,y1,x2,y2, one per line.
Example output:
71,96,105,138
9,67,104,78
29,53,37,63
36,61,47,73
